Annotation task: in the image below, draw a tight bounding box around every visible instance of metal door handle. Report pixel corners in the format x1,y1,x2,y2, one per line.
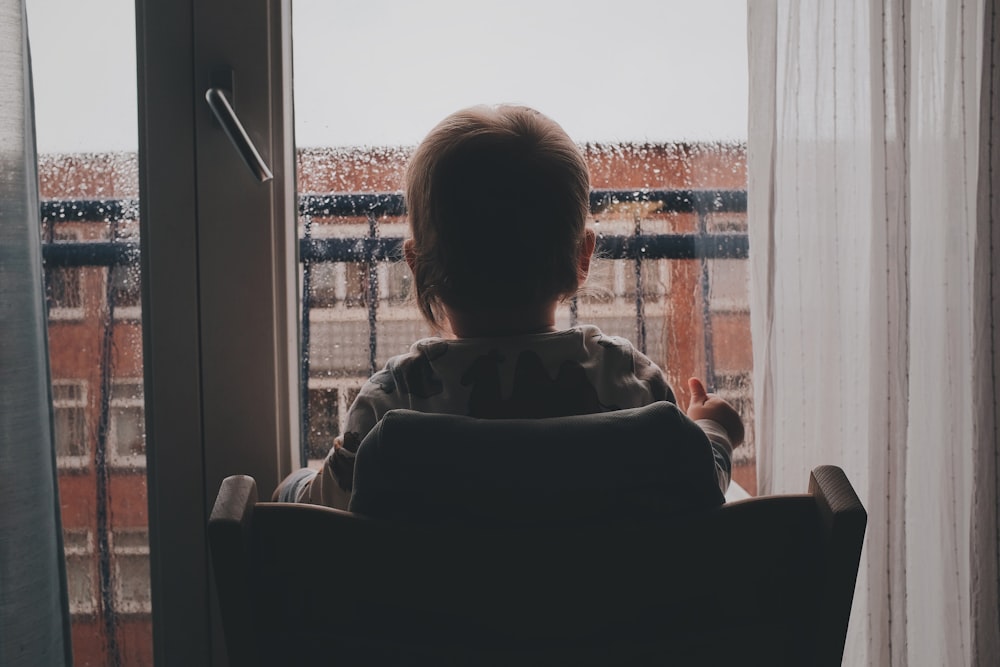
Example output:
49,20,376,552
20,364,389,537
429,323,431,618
205,87,274,183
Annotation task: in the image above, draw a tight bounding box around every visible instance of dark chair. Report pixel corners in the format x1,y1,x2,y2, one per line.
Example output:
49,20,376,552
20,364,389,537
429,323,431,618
209,408,866,666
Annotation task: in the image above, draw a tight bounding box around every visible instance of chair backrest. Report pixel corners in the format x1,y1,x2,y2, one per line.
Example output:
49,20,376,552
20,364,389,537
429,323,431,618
349,403,727,521
209,467,866,666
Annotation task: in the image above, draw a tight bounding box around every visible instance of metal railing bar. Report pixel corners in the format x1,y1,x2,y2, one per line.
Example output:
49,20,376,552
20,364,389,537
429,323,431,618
41,189,746,224
365,214,379,377
697,211,717,391
294,189,747,218
42,242,140,267
589,189,746,214
41,199,140,223
297,193,405,218
299,215,315,465
633,217,646,354
593,233,749,260
94,223,123,667
298,233,748,263
41,233,749,267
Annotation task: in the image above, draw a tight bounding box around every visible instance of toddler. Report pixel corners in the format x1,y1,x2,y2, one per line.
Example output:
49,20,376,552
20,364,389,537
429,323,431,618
277,105,744,509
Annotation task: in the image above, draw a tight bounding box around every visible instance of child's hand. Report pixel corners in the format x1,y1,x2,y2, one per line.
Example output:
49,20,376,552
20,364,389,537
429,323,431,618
686,377,745,447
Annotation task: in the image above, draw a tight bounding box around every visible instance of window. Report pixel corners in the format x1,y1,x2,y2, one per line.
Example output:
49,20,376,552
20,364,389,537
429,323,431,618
109,379,146,468
111,529,151,614
292,0,752,493
306,261,344,309
304,220,412,310
26,0,752,662
111,222,142,320
45,230,84,320
63,529,96,616
52,380,88,468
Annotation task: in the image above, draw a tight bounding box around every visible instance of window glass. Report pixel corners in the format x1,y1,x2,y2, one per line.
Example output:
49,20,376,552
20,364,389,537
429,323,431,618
110,380,146,466
46,267,84,314
112,530,151,614
293,1,753,493
63,529,96,616
52,380,88,464
305,386,340,460
27,0,151,663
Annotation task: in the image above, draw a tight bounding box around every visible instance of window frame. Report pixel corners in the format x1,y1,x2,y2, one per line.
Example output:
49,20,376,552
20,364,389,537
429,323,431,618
135,0,297,663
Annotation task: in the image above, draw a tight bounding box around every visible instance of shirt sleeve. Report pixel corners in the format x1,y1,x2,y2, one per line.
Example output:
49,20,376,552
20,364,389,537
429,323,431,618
628,346,675,405
273,375,386,510
694,418,734,495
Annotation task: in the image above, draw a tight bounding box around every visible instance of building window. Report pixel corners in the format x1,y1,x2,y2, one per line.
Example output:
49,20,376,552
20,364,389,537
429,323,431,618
110,265,142,320
308,261,343,309
53,380,88,468
112,529,151,614
45,230,85,320
64,529,96,616
708,259,750,313
343,262,370,307
382,260,412,304
108,379,145,468
109,221,142,319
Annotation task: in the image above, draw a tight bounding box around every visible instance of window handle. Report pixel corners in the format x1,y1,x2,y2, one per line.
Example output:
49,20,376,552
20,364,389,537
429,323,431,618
205,87,274,183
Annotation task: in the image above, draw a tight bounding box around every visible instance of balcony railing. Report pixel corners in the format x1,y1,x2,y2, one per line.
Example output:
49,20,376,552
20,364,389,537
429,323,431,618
41,189,748,466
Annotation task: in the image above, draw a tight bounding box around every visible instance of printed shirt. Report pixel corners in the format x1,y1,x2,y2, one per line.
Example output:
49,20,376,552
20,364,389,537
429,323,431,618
287,325,732,509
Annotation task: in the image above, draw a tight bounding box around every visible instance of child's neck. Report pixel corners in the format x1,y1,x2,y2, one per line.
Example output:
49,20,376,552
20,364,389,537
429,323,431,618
443,302,558,339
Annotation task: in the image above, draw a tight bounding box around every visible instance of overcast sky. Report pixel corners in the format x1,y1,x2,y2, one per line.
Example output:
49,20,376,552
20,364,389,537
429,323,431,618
27,0,747,153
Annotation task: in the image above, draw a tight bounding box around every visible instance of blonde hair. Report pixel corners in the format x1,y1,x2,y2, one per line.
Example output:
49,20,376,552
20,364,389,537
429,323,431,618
405,105,591,326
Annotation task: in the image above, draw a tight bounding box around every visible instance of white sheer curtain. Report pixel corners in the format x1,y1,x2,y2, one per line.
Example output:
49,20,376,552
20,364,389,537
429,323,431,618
748,1,1000,665
0,0,71,664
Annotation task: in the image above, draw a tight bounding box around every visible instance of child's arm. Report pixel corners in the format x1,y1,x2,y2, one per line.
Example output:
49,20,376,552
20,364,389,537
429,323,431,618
271,438,355,509
685,377,744,494
272,394,381,509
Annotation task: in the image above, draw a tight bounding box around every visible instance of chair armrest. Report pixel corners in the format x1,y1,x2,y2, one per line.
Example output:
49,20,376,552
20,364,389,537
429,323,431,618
209,475,259,667
809,466,864,519
808,465,867,667
211,475,258,526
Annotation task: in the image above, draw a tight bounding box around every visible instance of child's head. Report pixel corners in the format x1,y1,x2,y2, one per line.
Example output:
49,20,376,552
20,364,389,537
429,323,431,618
404,105,592,328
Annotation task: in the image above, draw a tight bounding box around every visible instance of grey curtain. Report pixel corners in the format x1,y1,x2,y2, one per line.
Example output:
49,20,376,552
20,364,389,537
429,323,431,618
0,0,72,664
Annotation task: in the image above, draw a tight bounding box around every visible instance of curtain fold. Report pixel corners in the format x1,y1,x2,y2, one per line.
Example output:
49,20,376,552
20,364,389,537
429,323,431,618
971,2,1000,662
0,0,72,664
748,0,999,664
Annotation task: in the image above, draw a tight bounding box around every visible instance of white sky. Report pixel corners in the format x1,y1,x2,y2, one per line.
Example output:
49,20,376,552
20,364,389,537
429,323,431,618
27,0,747,153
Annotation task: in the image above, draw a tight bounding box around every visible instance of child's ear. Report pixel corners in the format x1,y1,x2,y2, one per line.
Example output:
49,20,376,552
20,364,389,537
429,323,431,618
403,239,417,274
577,229,596,282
